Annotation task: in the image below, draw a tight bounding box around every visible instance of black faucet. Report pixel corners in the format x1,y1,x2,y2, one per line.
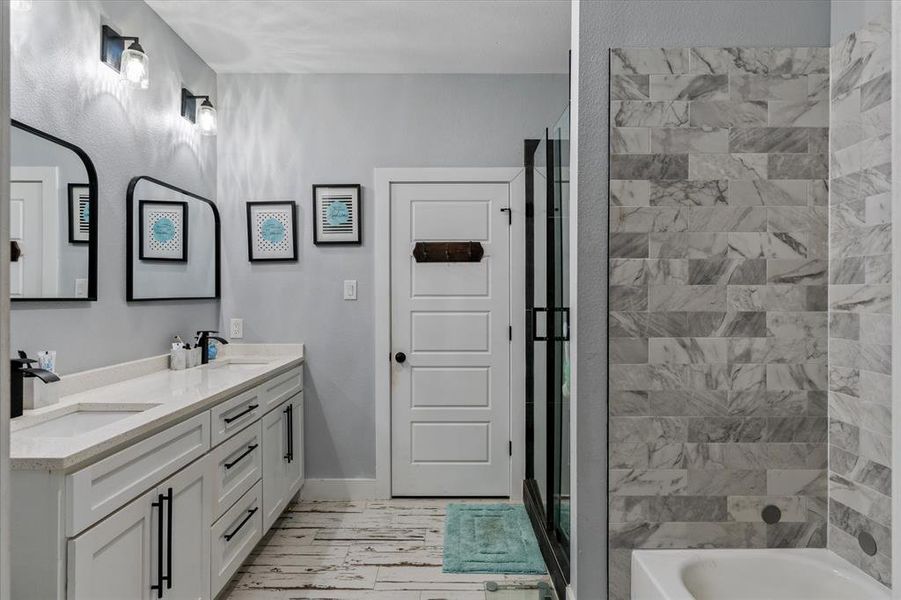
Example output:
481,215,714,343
197,330,229,365
11,351,60,418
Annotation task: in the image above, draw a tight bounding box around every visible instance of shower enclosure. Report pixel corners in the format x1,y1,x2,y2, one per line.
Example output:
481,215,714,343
525,104,571,596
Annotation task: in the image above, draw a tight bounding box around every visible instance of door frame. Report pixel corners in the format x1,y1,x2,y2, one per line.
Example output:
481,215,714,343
10,166,60,296
374,167,526,500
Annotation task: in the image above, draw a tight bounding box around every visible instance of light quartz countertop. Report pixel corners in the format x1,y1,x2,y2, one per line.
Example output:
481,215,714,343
10,344,304,472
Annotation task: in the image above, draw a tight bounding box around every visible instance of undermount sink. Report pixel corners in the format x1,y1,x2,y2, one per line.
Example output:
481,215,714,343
15,405,158,438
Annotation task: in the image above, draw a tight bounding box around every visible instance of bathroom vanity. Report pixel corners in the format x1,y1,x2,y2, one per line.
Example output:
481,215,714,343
9,344,304,600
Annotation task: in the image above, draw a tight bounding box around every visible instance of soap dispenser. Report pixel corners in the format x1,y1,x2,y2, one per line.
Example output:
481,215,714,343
11,351,60,418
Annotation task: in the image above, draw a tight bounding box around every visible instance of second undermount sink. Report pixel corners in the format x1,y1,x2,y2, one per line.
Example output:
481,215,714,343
14,404,158,438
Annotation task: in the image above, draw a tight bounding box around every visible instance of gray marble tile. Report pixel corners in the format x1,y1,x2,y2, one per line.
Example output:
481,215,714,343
830,88,864,151
829,500,891,561
690,47,763,74
688,417,766,444
687,207,766,232
688,258,766,285
646,312,690,337
609,520,766,550
611,74,650,100
766,417,827,442
610,416,689,444
648,285,725,311
767,153,828,179
767,364,826,391
611,232,649,258
610,443,650,469
861,98,891,140
727,338,807,364
859,314,892,346
728,496,807,523
648,496,727,522
610,364,688,391
689,153,767,180
767,469,826,496
612,101,690,127
610,390,650,417
611,154,688,180
807,128,829,153
829,257,866,285
830,418,861,454
766,206,826,232
686,311,767,337
830,200,866,230
768,92,829,127
684,442,825,470
686,469,766,495
648,441,687,469
609,497,650,523
728,232,807,259
610,286,648,311
829,365,860,397
611,180,651,206
829,524,891,588
766,259,827,285
649,74,728,100
864,192,891,225
648,390,728,416
611,311,649,338
650,180,728,206
767,311,827,341
728,180,808,206
808,180,828,206
610,258,689,286
689,101,768,127
829,447,891,497
858,428,892,469
829,472,891,527
761,47,829,75
650,232,728,258
860,72,891,112
609,469,688,496
865,255,892,285
647,338,727,365
829,284,891,314
729,127,808,153
830,393,891,437
611,207,689,233
650,128,728,154
728,390,810,416
767,514,827,549
731,74,808,101
612,48,688,75
829,312,860,340
726,285,807,311
611,338,649,365
611,127,650,154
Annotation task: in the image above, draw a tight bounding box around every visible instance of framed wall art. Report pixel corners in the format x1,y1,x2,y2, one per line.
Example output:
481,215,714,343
247,201,297,261
139,200,188,261
68,183,90,244
312,184,361,245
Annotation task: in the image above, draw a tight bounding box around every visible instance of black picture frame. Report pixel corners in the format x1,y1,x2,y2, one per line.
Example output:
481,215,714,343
246,201,298,262
138,200,189,262
312,184,362,245
67,183,90,244
11,119,99,302
126,176,221,302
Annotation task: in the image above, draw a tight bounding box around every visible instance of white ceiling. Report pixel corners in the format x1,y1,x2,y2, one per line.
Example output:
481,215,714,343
145,0,570,74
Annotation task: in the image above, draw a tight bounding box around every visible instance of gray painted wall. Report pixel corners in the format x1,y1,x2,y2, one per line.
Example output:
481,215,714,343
831,0,891,42
217,73,568,479
10,0,218,374
575,1,830,598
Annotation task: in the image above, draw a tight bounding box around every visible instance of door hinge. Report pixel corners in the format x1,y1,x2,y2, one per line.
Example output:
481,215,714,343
508,441,513,456
500,207,511,225
508,325,512,341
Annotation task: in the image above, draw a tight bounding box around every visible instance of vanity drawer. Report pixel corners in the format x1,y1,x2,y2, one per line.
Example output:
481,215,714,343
211,420,262,519
210,385,265,447
259,366,303,413
66,412,210,537
211,480,263,597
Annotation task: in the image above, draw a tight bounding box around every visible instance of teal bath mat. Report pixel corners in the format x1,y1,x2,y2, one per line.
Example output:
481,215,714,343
443,504,547,574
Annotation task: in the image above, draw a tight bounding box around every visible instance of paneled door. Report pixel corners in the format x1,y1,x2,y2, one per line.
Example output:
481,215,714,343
391,182,511,496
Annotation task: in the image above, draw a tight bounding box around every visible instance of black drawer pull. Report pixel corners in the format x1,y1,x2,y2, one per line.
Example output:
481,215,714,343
223,404,258,424
224,444,258,469
223,507,258,541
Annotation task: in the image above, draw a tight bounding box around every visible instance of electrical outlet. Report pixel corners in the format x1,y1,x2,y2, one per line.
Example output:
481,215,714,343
229,318,243,339
74,278,88,298
343,280,357,300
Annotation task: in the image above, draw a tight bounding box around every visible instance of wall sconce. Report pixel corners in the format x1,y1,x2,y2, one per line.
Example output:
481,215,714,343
10,0,32,11
181,88,217,136
101,25,149,89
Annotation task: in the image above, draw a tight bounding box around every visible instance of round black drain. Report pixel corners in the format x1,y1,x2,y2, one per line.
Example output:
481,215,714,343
761,505,782,524
859,531,878,556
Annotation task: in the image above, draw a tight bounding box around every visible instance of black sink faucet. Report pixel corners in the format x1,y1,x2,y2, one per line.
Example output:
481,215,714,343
11,351,60,418
197,330,229,365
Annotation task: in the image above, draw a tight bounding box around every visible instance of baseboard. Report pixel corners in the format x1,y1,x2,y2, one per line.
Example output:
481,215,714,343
566,585,576,600
300,478,382,500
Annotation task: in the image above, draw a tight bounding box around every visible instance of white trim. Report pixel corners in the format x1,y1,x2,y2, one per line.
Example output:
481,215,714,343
0,0,11,593
10,166,59,296
566,584,576,600
890,0,901,583
300,479,380,501
374,167,526,500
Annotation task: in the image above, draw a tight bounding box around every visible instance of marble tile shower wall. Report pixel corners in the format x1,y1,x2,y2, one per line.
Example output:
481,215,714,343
608,46,829,600
828,16,892,588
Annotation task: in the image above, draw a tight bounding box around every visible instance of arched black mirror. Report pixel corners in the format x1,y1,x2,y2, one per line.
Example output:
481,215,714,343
10,120,98,301
126,176,220,301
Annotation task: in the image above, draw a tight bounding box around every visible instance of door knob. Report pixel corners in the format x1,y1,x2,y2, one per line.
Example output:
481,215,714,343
394,352,407,364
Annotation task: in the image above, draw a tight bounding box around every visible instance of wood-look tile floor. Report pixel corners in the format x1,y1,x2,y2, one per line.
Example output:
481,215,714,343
224,499,554,600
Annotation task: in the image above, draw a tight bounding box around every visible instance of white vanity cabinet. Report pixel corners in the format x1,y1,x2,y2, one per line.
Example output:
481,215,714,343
11,361,304,600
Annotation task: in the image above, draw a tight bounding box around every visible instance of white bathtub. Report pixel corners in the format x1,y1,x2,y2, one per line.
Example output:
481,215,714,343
631,549,890,600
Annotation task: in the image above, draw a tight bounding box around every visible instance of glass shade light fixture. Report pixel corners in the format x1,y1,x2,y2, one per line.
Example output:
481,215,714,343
10,0,33,12
181,88,217,136
100,25,149,89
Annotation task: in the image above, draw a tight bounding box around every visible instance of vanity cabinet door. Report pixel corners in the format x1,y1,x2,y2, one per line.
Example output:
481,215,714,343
286,392,304,497
67,489,155,600
160,456,213,600
261,402,290,530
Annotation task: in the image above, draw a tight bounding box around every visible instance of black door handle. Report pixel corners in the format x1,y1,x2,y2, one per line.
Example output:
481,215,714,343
284,405,293,463
395,352,406,364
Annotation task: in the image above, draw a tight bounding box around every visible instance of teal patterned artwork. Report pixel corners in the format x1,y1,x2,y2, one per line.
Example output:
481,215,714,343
326,201,350,226
152,217,176,243
248,202,296,261
140,200,187,261
313,185,361,245
261,218,286,244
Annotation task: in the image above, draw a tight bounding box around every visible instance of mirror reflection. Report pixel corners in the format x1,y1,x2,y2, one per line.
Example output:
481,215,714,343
10,121,97,300
127,176,220,300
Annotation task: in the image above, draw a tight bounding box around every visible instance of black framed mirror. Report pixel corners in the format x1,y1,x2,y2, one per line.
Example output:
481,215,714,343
126,176,221,301
10,120,98,301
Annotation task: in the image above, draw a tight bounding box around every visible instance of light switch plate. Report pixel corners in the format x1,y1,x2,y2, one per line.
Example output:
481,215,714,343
74,278,88,298
229,318,243,339
343,280,357,301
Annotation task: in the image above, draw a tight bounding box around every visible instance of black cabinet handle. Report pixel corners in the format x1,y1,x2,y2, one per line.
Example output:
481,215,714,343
165,487,172,590
283,405,293,463
223,404,258,424
223,507,258,542
151,493,165,598
224,444,258,470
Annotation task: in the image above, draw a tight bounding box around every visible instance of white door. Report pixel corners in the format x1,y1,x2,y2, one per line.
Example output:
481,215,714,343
391,182,511,496
67,489,155,600
162,456,212,600
10,166,58,297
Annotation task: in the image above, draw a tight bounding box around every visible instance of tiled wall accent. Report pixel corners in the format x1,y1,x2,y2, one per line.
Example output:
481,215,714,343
828,17,892,588
607,46,829,600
